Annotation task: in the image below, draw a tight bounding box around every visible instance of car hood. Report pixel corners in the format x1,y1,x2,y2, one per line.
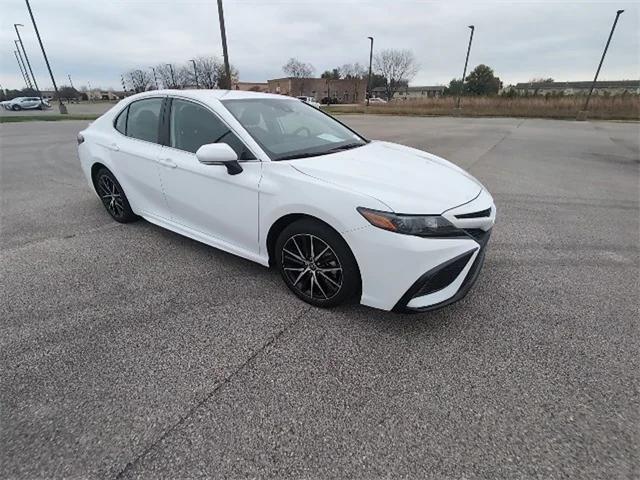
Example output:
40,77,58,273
291,141,483,213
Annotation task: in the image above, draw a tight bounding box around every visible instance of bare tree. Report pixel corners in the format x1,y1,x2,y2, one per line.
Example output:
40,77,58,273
340,62,367,79
374,49,418,100
193,56,221,89
282,58,315,78
154,64,180,89
124,69,153,93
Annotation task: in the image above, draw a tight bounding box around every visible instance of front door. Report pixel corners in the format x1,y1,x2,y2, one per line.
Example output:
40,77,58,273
157,98,261,256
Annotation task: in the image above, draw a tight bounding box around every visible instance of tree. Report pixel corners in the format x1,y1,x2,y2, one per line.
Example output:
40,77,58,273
374,49,418,100
154,64,178,89
444,78,465,96
55,85,79,101
124,69,153,92
321,68,341,79
465,64,502,96
340,62,367,80
282,58,315,78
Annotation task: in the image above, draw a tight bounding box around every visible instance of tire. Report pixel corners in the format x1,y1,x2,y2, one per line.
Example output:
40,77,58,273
94,168,138,223
275,218,360,308
11,105,21,111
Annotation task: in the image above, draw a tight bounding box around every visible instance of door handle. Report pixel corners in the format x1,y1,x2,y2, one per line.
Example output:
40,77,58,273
109,143,120,152
157,157,177,168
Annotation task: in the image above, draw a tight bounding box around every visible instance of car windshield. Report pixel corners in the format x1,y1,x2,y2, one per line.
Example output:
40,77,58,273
222,98,367,161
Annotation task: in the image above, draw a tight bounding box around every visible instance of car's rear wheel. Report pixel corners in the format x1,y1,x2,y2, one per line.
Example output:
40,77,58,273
275,219,360,307
94,168,138,223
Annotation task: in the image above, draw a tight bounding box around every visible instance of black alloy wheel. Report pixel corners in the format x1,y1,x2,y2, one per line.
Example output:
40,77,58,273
275,219,360,308
95,168,138,223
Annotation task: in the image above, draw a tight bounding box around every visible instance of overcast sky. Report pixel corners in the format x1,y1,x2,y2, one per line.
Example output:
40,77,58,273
1,0,638,91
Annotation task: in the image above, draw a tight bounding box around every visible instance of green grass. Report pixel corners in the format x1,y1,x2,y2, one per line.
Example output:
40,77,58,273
0,114,100,123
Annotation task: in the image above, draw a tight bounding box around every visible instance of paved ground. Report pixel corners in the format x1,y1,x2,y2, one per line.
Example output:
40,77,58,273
1,116,638,479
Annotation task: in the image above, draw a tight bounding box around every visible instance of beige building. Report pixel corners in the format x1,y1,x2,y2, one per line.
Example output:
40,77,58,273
514,80,640,96
267,77,366,103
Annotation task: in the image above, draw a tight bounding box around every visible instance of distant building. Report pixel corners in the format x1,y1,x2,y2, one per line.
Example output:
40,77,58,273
395,85,445,99
514,80,640,96
234,81,269,92
371,85,445,100
267,77,366,103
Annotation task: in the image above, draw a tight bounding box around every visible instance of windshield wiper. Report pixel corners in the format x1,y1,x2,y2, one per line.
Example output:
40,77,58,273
325,142,365,153
275,151,325,161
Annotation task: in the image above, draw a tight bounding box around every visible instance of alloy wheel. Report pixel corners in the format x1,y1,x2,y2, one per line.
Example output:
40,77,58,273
97,174,125,219
281,234,343,300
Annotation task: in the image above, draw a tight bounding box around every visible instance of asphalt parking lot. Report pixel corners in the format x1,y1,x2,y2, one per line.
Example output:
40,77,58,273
1,116,638,479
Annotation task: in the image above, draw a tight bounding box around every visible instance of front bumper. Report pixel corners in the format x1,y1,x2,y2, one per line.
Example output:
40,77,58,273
392,229,490,313
344,189,495,312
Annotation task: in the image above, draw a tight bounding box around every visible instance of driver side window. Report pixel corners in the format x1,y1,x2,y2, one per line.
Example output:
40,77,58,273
169,98,254,159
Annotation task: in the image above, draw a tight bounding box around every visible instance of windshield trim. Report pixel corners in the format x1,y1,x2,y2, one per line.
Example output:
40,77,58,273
221,97,369,161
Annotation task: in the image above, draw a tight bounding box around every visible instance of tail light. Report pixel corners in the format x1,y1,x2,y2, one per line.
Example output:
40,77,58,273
77,133,84,145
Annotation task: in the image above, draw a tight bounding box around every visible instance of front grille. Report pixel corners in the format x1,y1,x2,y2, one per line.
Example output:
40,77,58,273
412,250,474,298
455,207,491,219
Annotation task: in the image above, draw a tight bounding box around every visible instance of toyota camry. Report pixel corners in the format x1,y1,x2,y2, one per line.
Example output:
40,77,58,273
77,90,495,312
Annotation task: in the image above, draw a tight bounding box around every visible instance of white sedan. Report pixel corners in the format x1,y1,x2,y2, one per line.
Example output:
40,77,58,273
78,90,495,312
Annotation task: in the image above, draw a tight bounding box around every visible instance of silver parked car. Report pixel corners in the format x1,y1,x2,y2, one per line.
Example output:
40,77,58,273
5,97,50,111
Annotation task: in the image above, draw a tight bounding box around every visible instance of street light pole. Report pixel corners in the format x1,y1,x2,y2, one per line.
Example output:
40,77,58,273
14,50,30,88
24,0,67,113
217,0,232,89
190,59,199,88
14,24,41,101
166,64,176,88
580,9,624,117
150,67,159,89
456,25,475,109
367,36,374,106
14,40,32,88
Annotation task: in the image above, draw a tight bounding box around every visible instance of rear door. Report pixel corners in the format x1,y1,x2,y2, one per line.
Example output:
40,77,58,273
109,97,169,219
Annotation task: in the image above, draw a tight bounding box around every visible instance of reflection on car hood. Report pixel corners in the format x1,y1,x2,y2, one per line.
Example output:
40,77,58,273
291,141,482,213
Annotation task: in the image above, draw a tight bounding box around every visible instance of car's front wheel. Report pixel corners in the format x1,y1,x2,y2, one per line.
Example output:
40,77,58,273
94,168,138,223
11,105,21,111
275,219,360,308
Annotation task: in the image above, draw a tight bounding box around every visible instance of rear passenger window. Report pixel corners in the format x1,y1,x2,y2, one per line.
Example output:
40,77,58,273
126,98,163,143
169,98,254,159
114,106,128,134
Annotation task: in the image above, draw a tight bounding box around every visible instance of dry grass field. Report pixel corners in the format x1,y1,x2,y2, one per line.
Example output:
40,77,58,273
327,95,640,120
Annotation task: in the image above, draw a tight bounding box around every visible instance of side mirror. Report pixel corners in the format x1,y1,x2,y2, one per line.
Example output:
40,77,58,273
195,143,243,175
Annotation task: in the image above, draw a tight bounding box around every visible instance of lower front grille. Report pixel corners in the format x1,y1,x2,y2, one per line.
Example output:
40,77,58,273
411,250,475,299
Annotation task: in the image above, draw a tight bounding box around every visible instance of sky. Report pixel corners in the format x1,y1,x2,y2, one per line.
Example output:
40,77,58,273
1,0,638,91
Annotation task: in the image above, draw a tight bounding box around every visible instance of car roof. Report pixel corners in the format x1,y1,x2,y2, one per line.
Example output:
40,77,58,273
125,89,295,103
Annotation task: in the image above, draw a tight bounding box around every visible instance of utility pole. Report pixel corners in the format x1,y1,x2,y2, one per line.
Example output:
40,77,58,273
190,59,199,88
14,40,32,88
14,50,30,88
456,25,475,109
578,9,624,119
166,64,176,88
217,0,232,89
24,0,67,113
366,36,374,106
14,23,41,101
68,74,75,89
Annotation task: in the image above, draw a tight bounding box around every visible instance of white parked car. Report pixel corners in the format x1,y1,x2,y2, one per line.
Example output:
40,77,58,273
367,97,387,104
5,96,50,110
297,96,321,108
78,90,495,312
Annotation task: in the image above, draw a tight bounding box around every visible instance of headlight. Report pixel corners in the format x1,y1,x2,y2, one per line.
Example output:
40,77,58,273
357,207,465,238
